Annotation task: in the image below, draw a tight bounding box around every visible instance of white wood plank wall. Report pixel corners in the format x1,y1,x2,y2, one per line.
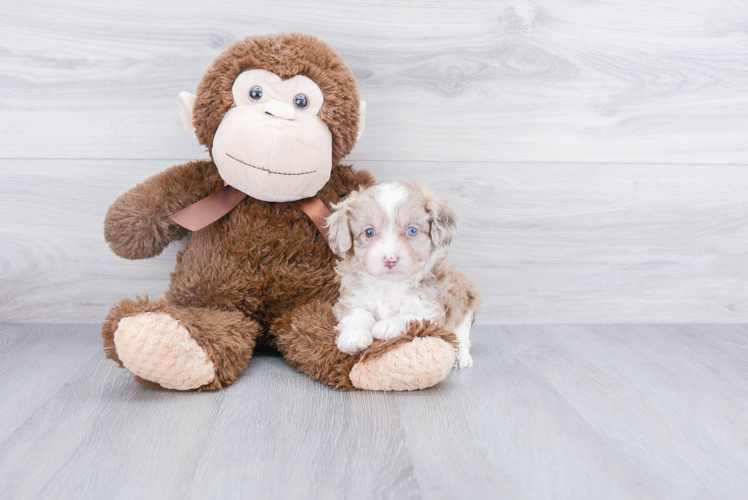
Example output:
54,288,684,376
0,0,746,323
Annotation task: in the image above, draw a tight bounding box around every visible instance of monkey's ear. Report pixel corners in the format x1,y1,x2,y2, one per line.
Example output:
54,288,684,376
178,91,198,140
357,101,366,140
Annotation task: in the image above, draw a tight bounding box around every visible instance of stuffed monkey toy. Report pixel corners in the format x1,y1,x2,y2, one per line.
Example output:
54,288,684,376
101,33,458,391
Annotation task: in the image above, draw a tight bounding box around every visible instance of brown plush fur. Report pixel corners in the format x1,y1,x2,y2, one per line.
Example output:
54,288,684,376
102,33,461,391
269,301,459,391
102,295,261,391
269,301,360,390
103,160,217,260
161,163,375,327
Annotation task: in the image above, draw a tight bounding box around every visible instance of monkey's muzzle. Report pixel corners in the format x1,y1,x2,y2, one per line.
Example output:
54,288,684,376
211,105,333,203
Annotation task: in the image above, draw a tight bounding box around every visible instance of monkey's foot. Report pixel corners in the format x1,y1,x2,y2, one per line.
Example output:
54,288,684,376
103,297,260,391
114,312,216,391
350,320,457,391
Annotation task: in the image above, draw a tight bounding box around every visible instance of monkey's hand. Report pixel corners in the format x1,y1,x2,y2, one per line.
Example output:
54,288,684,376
104,160,221,260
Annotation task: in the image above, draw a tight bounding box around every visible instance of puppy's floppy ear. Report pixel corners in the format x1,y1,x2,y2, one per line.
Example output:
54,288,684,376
420,183,459,247
325,191,359,256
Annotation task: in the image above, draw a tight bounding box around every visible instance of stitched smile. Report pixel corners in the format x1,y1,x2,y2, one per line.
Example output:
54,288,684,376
225,153,316,176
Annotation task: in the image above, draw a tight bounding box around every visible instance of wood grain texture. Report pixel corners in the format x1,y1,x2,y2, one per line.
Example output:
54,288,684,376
1,0,747,163
1,324,747,499
1,1,747,324
1,159,746,324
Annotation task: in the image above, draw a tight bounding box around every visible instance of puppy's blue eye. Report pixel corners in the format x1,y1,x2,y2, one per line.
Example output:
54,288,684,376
365,228,375,238
249,86,263,101
406,226,419,237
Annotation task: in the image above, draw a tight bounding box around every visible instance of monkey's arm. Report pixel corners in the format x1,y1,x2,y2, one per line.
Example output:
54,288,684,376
104,160,222,260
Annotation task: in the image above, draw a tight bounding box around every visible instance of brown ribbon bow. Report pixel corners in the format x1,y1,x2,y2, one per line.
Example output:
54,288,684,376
169,185,331,241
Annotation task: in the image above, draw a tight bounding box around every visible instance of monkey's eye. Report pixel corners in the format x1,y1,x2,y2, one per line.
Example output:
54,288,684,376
294,93,309,109
406,227,419,237
249,86,263,101
364,228,375,238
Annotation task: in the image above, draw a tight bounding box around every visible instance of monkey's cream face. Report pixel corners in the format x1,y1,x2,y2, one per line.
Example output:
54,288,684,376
179,68,346,202
210,69,333,202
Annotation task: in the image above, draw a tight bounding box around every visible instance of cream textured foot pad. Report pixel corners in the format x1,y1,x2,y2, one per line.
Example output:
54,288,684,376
113,312,215,390
349,337,456,391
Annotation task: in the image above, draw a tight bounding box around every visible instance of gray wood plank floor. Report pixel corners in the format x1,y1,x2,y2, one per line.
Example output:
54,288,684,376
1,324,747,499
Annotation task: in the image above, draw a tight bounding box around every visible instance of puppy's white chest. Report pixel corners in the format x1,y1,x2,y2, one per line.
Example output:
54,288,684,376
360,283,440,321
372,290,406,319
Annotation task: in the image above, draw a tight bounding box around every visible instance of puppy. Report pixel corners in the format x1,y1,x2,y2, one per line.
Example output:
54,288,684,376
326,181,480,368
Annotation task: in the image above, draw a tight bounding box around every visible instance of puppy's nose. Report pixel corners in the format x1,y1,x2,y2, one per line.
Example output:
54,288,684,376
264,99,296,120
383,255,398,269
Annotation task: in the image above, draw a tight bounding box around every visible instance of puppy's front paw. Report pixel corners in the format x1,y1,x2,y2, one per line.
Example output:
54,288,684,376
456,348,473,369
336,327,374,355
371,317,408,341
